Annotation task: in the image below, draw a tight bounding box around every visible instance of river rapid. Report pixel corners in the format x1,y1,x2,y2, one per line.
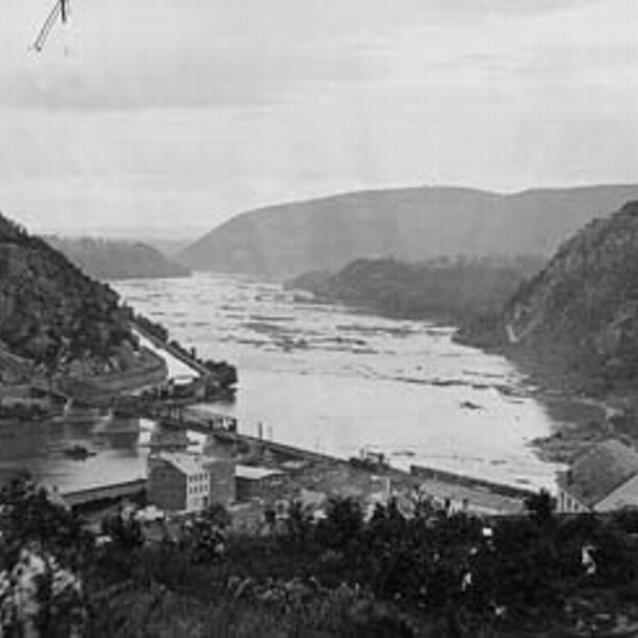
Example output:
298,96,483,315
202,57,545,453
0,273,563,493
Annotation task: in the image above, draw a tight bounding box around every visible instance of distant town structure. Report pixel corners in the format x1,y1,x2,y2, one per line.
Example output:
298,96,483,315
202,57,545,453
147,450,236,513
235,464,287,503
147,452,213,513
206,456,236,507
557,439,638,513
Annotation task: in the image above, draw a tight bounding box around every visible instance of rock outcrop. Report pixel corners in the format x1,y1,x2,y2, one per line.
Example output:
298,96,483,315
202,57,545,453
505,201,638,388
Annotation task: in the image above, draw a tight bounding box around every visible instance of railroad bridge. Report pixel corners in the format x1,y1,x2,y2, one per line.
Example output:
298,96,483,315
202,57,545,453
141,400,238,433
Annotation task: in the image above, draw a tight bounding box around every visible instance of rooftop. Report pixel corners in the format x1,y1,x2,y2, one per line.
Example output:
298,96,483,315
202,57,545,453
236,464,284,480
153,451,209,476
559,439,638,508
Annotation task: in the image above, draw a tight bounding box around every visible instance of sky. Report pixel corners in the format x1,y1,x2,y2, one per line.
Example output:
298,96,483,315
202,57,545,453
1,0,638,238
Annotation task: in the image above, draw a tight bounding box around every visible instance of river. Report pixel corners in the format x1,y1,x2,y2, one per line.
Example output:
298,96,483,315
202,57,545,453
0,273,563,493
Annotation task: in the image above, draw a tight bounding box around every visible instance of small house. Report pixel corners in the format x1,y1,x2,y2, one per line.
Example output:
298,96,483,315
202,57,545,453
557,439,638,513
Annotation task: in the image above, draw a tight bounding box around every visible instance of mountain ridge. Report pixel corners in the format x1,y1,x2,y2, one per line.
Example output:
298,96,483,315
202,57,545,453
286,255,543,325
179,183,638,278
44,236,191,280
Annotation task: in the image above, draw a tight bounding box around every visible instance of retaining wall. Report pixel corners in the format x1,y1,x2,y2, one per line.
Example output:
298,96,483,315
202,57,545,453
410,464,535,500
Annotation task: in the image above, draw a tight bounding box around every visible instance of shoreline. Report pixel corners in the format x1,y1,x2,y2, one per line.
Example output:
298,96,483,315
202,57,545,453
292,289,624,466
473,340,631,465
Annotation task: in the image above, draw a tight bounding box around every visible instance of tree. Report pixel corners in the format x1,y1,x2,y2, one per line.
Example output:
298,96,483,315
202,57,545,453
317,498,364,553
0,475,90,636
524,489,556,527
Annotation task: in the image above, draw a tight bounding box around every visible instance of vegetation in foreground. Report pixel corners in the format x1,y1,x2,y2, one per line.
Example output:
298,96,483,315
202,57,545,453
4,478,638,636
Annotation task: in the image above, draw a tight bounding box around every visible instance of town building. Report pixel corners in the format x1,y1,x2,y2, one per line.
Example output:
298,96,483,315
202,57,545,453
207,457,236,507
147,452,212,513
556,439,638,513
148,450,238,512
235,464,288,503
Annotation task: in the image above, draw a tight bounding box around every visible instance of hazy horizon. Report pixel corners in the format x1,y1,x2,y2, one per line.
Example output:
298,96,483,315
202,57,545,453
26,179,638,242
3,1,638,236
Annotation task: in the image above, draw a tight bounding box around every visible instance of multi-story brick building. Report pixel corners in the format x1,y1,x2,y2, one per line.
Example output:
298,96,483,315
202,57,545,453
148,452,212,513
148,451,237,512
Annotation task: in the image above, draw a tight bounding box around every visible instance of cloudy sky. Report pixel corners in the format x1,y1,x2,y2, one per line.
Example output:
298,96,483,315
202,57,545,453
1,0,638,237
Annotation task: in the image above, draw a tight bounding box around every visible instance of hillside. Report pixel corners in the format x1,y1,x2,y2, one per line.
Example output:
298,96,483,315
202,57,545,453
45,236,191,280
504,201,638,392
0,213,165,388
287,255,543,325
179,184,638,278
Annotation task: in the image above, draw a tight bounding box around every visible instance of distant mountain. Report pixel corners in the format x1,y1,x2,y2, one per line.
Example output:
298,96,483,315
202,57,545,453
139,237,194,258
504,201,638,391
179,184,638,278
45,237,190,280
0,213,166,390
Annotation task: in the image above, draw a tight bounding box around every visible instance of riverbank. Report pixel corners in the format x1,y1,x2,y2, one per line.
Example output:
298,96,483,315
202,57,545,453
469,340,638,465
290,283,626,467
283,256,638,467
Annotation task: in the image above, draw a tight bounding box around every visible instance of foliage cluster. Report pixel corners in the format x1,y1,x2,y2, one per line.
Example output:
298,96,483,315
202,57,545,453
4,478,638,636
130,312,170,344
506,201,638,388
93,492,638,636
287,255,543,342
0,213,135,368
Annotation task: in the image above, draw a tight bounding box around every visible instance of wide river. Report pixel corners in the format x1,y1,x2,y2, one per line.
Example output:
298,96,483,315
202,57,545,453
0,273,563,493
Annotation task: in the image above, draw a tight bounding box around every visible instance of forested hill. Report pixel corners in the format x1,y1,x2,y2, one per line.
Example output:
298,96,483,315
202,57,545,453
45,236,191,280
179,184,638,277
0,213,139,377
505,200,638,390
286,255,543,325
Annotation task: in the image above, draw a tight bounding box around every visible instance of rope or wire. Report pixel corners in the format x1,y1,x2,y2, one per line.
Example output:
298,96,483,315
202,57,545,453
32,0,69,53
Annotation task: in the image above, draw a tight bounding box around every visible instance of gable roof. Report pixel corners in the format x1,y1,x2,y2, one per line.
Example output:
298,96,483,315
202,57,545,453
236,465,284,480
560,439,638,507
154,452,208,476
